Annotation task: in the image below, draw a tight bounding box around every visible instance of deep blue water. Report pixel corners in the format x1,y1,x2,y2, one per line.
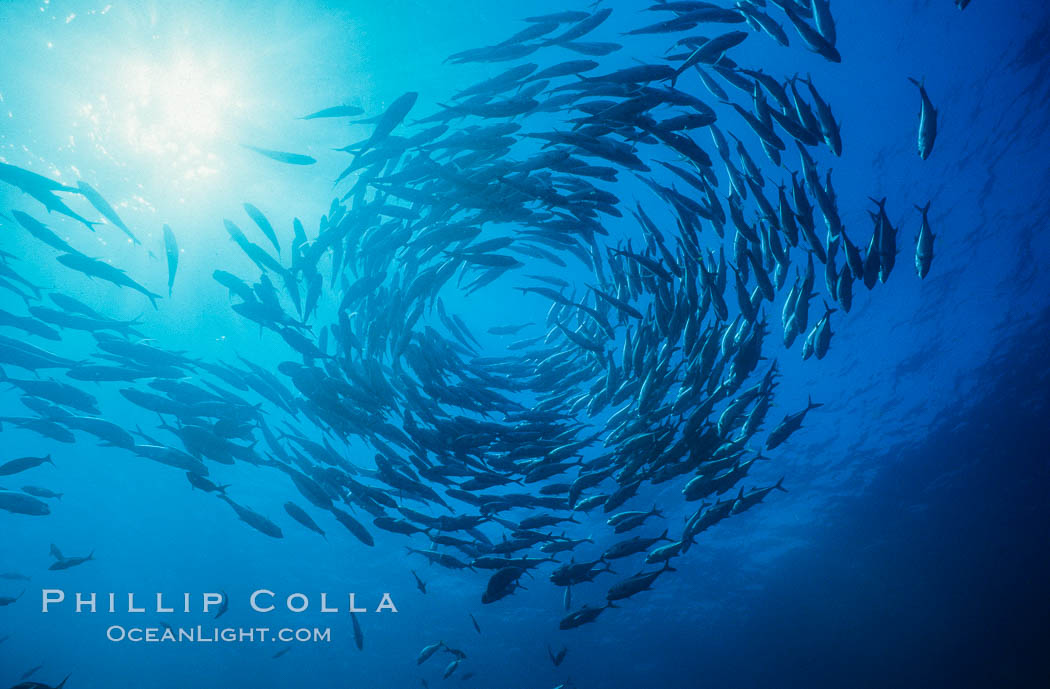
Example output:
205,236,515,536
1,1,1049,688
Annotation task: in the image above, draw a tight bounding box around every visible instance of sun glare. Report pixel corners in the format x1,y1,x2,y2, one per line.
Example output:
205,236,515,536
122,57,231,152
75,51,245,183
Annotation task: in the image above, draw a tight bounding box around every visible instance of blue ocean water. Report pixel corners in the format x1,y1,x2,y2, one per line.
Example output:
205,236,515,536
0,1,1048,688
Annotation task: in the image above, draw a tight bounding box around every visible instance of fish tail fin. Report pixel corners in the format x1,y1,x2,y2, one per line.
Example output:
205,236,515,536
775,476,788,492
46,454,54,465
914,201,932,215
807,395,824,411
659,528,670,542
56,674,72,689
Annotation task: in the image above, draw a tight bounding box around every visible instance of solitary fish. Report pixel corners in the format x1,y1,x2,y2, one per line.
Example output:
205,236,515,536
411,569,427,594
299,104,364,120
908,77,938,160
163,224,179,297
242,145,316,165
350,610,364,650
48,544,95,570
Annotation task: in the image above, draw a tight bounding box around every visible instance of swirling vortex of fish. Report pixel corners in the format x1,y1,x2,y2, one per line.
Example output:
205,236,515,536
0,0,954,685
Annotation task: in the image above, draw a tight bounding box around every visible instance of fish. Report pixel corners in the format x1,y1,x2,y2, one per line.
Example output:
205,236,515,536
12,210,83,255
10,675,71,689
242,145,317,165
350,610,364,650
0,491,50,516
0,590,25,606
299,104,364,119
55,253,162,308
412,570,428,594
243,203,282,256
0,162,76,195
0,0,950,648
559,603,611,630
215,591,229,619
670,31,749,86
21,486,62,500
545,8,613,45
767,397,823,449
163,224,179,296
0,163,96,230
603,530,672,560
442,658,461,679
784,4,841,62
606,561,675,601
284,501,326,539
0,455,54,477
908,77,938,160
731,478,788,515
48,544,94,570
914,201,935,279
417,641,445,665
20,664,44,680
220,496,283,539
352,92,418,157
76,181,140,244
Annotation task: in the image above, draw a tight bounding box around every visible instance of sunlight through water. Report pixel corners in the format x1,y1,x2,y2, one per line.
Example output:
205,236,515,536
75,52,246,184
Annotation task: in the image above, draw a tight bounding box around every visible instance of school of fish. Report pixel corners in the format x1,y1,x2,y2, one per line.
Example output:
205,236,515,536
0,0,955,685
